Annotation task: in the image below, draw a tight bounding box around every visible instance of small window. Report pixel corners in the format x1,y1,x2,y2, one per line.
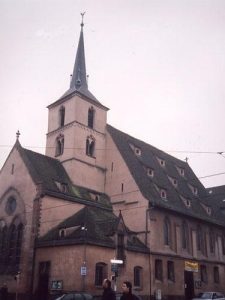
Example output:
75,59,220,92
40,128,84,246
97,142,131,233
168,176,178,187
88,107,94,129
176,166,185,176
121,183,124,193
180,196,191,208
155,259,163,281
188,184,198,195
134,266,142,288
167,261,175,282
59,229,66,238
86,136,95,157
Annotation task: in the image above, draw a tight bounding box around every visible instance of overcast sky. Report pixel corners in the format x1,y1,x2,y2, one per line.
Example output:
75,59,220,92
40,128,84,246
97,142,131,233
1,0,225,188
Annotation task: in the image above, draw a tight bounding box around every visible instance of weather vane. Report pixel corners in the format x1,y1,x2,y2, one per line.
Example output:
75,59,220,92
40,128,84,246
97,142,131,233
81,12,85,27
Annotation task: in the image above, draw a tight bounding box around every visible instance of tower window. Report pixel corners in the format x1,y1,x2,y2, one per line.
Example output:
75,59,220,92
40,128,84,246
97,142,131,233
55,135,64,156
59,106,65,127
88,107,94,129
86,136,95,157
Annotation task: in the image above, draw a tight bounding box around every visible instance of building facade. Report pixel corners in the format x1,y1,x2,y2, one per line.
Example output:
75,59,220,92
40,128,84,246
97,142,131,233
0,19,225,300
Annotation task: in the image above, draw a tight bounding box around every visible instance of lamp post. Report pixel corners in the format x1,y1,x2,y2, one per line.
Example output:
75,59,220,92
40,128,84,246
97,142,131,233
110,259,123,292
81,226,87,291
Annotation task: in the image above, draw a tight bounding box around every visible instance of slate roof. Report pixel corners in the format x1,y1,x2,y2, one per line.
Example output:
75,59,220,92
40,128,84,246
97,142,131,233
37,206,149,253
107,125,225,227
16,142,111,209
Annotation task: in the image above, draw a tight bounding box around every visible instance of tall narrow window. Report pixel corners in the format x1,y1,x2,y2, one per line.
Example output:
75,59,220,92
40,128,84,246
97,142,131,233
155,259,163,281
167,261,175,282
164,217,171,246
209,230,215,254
200,265,207,283
59,106,65,127
95,262,106,286
8,224,16,265
222,235,225,255
182,221,189,250
134,266,142,287
213,266,219,283
117,233,125,261
15,224,23,268
88,107,94,129
196,225,202,251
86,136,95,157
55,135,64,156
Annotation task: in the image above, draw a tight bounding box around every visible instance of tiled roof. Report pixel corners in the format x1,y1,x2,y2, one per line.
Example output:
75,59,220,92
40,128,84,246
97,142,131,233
17,143,111,208
107,125,225,226
37,206,149,253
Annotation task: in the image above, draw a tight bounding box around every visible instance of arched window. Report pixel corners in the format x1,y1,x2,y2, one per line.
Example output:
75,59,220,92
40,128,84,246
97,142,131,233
88,107,94,129
134,266,143,288
15,224,23,268
86,136,95,157
95,262,107,286
59,106,65,127
164,217,171,246
182,221,189,249
8,224,16,265
55,135,64,156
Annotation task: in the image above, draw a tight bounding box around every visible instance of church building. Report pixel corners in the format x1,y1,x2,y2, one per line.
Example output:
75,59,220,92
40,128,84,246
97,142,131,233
0,17,225,300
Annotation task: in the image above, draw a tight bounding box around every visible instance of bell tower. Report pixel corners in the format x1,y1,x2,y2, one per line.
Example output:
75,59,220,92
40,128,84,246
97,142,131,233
45,14,109,192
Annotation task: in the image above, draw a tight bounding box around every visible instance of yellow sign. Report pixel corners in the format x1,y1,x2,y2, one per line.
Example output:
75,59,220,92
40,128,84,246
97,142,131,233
185,261,199,272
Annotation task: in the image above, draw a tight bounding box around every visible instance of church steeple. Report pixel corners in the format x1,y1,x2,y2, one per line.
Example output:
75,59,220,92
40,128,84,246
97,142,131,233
70,12,87,90
58,13,103,104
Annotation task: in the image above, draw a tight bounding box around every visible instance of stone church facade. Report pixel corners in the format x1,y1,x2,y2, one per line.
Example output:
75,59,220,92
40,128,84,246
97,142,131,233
0,19,225,300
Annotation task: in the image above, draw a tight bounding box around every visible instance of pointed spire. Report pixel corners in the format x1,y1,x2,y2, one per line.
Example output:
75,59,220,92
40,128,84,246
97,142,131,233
70,12,88,90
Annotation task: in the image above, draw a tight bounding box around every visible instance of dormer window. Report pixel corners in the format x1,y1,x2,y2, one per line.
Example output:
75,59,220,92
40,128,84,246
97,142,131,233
55,181,68,193
59,106,65,127
160,189,167,200
147,168,154,177
129,143,141,157
188,184,198,195
201,203,212,216
176,166,185,177
180,196,191,208
59,228,66,238
135,148,141,156
88,107,95,129
157,157,165,167
168,176,178,187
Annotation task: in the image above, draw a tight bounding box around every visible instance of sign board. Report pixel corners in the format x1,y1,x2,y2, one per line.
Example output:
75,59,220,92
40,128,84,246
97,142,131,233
111,263,119,272
185,261,199,272
81,266,87,276
110,259,123,264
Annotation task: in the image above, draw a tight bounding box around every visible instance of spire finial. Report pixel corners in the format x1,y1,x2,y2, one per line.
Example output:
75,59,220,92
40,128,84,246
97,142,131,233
16,130,20,140
81,12,85,28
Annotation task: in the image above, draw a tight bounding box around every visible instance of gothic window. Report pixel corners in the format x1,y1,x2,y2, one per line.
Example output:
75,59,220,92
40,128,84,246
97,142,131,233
88,107,94,129
55,135,64,156
213,266,219,283
155,259,163,281
167,261,175,282
15,224,23,267
5,196,17,215
200,265,207,283
59,106,65,127
8,224,16,265
86,136,95,157
134,266,142,287
117,233,125,261
182,221,189,250
95,262,107,286
164,217,171,246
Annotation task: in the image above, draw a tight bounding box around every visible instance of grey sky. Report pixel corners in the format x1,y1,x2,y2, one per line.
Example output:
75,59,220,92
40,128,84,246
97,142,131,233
1,0,225,188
